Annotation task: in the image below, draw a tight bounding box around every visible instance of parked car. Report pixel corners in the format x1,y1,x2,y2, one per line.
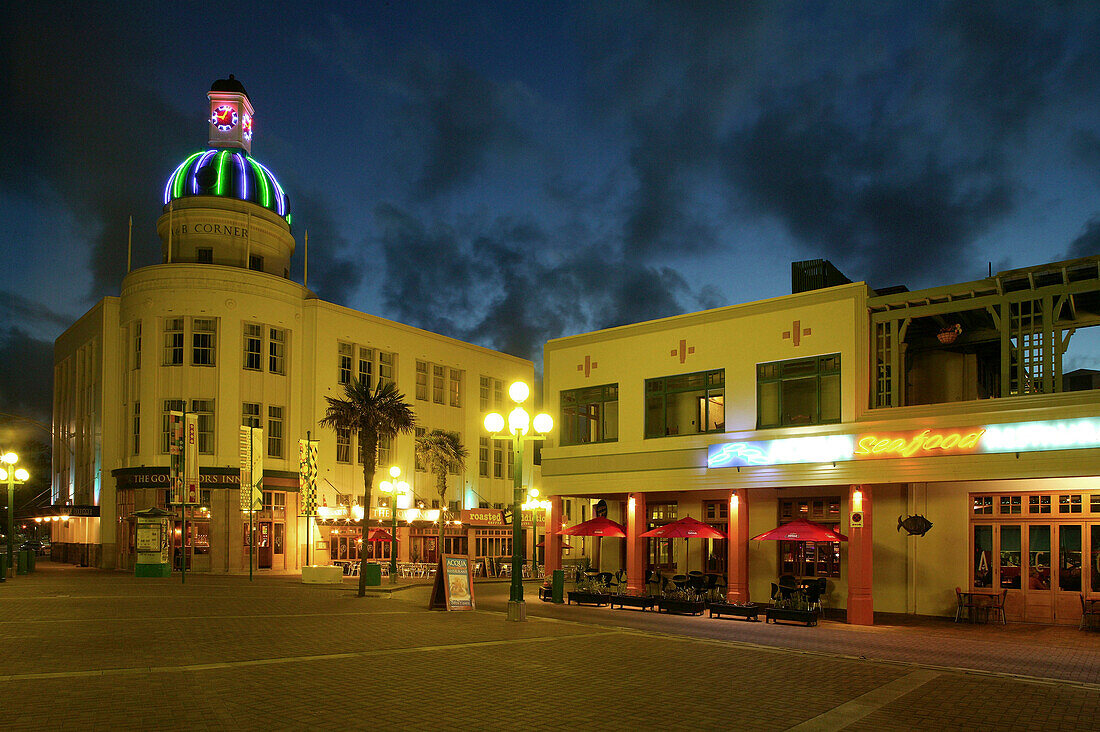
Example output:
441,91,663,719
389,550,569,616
20,540,47,555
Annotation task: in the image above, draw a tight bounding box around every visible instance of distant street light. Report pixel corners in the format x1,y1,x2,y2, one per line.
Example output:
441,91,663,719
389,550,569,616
522,488,552,575
484,381,553,622
1,452,30,580
379,465,408,584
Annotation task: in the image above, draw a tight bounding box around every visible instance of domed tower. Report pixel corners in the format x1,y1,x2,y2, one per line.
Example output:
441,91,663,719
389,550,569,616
156,76,295,278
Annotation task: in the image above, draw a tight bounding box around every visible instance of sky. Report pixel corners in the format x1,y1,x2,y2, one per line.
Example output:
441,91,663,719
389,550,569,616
3,1,1100,427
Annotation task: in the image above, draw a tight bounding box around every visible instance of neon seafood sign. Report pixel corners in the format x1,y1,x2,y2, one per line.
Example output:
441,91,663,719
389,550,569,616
707,418,1100,468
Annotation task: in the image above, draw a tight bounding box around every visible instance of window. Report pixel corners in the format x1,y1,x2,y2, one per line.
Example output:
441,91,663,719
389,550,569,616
242,402,261,428
192,319,216,366
338,343,353,385
336,428,351,464
132,321,142,370
972,496,993,515
1028,495,1051,514
493,440,503,479
561,384,618,445
480,376,491,410
267,406,284,458
164,319,184,365
416,361,429,400
999,496,1022,515
757,354,840,428
778,498,842,577
1058,495,1083,514
190,400,215,454
414,427,426,470
132,402,140,455
161,399,185,452
358,347,374,387
493,379,503,408
645,370,724,438
433,365,445,404
196,247,213,263
479,437,489,477
379,351,395,386
243,323,262,370
249,254,264,272
449,369,463,407
377,433,391,467
269,328,285,374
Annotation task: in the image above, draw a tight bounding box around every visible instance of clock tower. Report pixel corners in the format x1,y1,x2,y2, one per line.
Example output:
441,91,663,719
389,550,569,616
207,74,255,154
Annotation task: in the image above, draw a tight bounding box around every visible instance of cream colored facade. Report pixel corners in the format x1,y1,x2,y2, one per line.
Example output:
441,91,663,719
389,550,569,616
542,258,1100,624
51,81,534,573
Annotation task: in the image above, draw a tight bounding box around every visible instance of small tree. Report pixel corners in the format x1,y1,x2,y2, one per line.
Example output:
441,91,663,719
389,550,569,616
414,429,468,560
320,379,415,597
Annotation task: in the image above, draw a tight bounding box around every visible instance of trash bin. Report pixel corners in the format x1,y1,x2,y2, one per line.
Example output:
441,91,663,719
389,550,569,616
364,562,382,586
551,569,565,604
16,550,30,575
25,550,35,573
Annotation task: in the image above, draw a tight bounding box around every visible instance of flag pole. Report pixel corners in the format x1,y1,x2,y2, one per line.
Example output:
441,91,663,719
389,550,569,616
167,201,173,263
303,230,309,289
127,215,132,273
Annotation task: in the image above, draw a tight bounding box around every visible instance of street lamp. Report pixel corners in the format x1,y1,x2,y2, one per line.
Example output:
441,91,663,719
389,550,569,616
379,466,408,584
484,381,553,622
1,452,30,580
521,488,552,575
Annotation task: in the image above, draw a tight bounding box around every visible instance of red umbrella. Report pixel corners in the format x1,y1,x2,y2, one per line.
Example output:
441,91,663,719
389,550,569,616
559,516,627,538
537,539,572,549
366,528,394,543
751,519,847,542
640,516,726,539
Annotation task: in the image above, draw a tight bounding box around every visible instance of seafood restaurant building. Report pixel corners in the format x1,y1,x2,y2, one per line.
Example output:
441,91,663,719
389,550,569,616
539,257,1100,625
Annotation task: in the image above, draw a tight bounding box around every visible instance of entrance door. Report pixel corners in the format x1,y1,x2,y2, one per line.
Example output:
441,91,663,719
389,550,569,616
1054,524,1083,624
273,523,285,570
258,522,273,569
1020,522,1086,624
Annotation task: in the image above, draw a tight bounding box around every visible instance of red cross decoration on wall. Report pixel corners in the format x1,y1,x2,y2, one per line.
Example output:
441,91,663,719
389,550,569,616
782,320,812,347
670,339,695,364
576,355,598,378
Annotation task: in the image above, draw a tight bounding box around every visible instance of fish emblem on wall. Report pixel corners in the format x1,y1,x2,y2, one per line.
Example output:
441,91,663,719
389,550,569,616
897,514,933,536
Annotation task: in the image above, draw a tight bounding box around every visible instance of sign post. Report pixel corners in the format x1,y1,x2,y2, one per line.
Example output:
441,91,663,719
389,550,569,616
429,554,475,611
299,433,319,568
240,426,263,581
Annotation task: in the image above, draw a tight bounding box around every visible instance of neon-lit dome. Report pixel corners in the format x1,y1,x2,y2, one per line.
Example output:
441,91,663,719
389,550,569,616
163,149,291,224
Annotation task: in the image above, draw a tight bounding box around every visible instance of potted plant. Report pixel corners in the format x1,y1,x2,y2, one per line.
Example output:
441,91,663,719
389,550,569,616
937,324,962,344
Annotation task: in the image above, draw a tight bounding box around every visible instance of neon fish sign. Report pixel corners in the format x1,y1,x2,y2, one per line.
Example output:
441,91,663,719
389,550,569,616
707,418,1100,468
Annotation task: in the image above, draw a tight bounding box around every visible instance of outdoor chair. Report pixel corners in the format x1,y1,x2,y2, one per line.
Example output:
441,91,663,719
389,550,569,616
955,586,978,623
987,589,1008,625
596,572,614,592
615,569,628,593
704,573,720,600
1081,595,1100,630
803,580,824,612
645,570,661,597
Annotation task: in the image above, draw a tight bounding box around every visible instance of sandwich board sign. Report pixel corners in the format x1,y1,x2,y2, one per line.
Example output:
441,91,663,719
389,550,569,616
429,555,475,611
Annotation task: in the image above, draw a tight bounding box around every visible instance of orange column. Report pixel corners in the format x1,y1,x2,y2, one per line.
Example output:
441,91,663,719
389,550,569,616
626,492,647,594
726,489,749,603
544,496,563,579
847,484,874,625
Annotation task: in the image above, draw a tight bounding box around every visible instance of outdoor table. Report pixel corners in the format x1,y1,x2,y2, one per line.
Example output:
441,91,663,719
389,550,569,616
958,591,996,623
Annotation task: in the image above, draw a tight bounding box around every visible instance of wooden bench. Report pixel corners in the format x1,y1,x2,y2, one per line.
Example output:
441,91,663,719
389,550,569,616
707,602,759,621
610,595,656,611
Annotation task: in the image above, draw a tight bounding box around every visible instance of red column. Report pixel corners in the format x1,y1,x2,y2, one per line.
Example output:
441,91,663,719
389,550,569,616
847,484,874,626
626,492,647,595
726,489,749,603
544,496,563,579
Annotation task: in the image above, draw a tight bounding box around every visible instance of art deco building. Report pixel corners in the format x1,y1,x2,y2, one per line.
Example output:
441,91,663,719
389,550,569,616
50,78,534,573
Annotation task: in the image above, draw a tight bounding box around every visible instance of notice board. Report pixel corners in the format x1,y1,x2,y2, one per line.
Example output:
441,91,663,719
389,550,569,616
429,555,475,611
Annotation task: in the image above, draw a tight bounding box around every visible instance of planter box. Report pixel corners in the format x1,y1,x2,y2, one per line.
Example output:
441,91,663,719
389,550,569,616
657,598,706,616
707,602,759,621
568,591,610,606
610,595,656,611
765,607,818,626
302,565,344,585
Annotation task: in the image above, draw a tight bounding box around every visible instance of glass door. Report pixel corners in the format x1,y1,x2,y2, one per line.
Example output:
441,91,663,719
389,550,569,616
1091,525,1100,596
1054,524,1083,624
1023,524,1052,623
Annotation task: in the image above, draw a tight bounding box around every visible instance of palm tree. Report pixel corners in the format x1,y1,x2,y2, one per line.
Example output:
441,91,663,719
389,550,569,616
414,429,468,561
320,379,415,597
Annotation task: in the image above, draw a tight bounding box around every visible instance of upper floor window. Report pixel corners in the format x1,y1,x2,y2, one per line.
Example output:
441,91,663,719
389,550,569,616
449,369,463,408
191,399,215,454
132,402,140,455
338,343,353,385
757,354,840,429
164,319,184,366
268,328,286,374
561,384,618,445
336,428,351,464
432,365,445,404
192,319,216,366
493,379,504,408
267,406,284,458
415,427,426,470
243,323,263,370
416,361,429,400
377,433,392,467
249,254,264,272
242,402,261,428
132,321,142,370
358,348,374,387
378,351,395,386
480,376,491,411
479,436,490,477
645,369,724,438
161,399,185,452
196,247,213,264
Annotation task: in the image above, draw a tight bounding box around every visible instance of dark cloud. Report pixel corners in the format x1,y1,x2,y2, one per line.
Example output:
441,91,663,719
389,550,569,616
287,190,368,306
1067,218,1100,261
0,329,53,424
0,290,76,330
0,3,193,302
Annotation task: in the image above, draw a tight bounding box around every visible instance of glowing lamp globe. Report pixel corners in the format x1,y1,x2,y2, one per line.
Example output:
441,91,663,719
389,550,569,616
379,480,393,494
0,469,6,481
484,412,505,434
508,381,530,404
529,488,539,498
1,452,16,464
533,413,553,434
389,465,401,479
508,407,530,435
14,469,28,481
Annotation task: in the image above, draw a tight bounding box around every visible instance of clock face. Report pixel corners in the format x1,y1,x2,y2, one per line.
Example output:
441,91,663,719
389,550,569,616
211,104,238,132
242,113,252,141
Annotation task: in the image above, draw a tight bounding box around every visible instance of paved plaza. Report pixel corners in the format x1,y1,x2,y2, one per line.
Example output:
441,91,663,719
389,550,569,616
2,564,1099,730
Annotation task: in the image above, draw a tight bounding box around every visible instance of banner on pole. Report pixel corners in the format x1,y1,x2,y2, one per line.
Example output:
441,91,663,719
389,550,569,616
239,426,252,512
299,439,319,517
169,411,184,504
184,412,200,505
249,426,264,511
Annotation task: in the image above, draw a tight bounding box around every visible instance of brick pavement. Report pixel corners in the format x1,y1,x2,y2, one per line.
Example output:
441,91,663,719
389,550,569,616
1,563,1098,731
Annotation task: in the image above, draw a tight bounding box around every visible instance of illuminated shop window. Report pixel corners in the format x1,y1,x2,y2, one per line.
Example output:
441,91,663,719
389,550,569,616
757,355,839,429
778,498,842,578
645,369,724,438
560,384,618,445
